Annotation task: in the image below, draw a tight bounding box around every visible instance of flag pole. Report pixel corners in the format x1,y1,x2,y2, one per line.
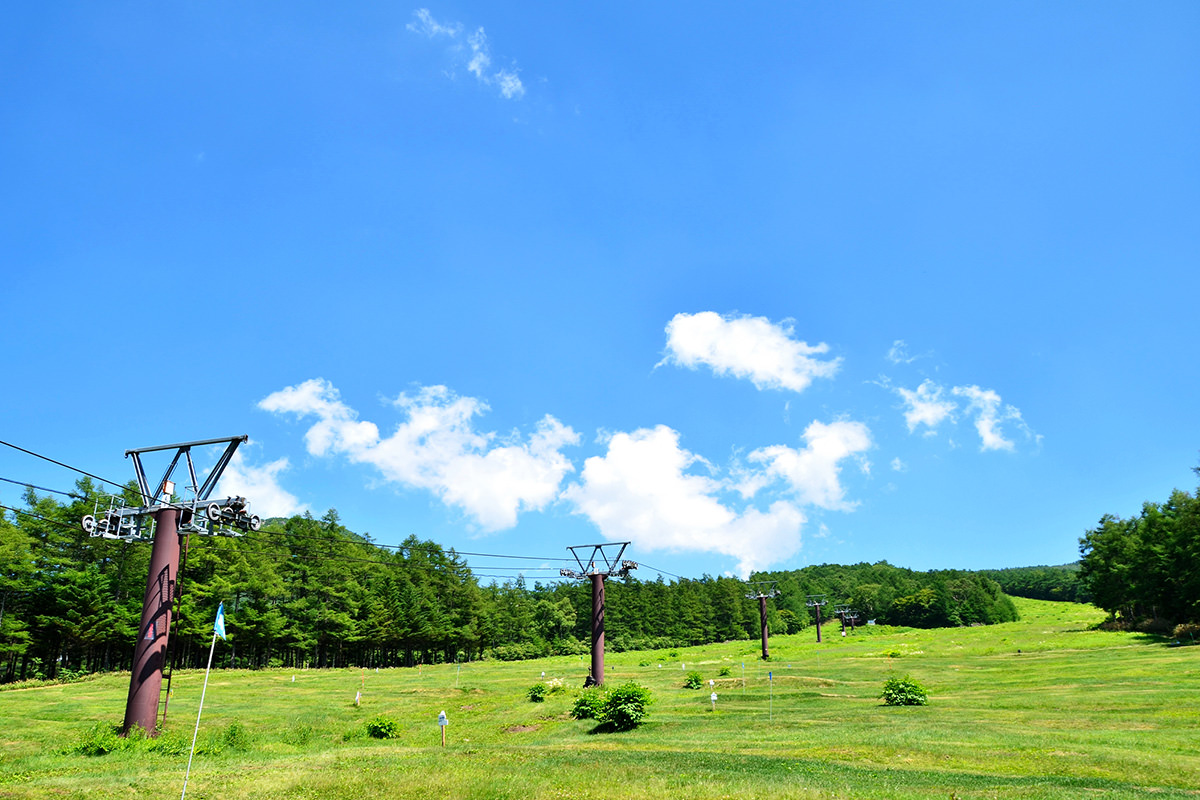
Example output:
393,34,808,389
182,603,224,800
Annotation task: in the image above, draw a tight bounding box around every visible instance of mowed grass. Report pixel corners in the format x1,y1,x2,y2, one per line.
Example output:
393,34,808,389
1,598,1197,799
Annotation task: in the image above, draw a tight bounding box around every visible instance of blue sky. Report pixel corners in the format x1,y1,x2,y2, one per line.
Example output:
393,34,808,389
2,2,1197,582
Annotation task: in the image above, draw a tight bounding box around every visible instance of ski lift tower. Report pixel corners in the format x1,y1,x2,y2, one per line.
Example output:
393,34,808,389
806,594,828,643
745,581,780,660
79,436,258,735
560,542,636,686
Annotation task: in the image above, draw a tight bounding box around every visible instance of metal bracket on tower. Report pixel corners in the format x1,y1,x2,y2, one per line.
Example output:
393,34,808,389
559,542,637,580
745,580,780,600
79,435,254,539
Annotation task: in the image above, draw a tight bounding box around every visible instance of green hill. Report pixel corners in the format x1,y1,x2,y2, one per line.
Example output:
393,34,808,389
1,598,1196,799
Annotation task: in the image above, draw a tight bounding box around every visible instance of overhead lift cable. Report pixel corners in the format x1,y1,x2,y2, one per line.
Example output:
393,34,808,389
0,475,86,500
0,439,129,492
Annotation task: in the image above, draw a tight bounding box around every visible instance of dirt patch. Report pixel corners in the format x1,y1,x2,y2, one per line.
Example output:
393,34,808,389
504,724,539,733
459,704,475,710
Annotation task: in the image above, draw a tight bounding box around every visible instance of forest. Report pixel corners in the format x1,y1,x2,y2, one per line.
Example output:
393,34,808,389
3,479,1031,683
1078,469,1200,630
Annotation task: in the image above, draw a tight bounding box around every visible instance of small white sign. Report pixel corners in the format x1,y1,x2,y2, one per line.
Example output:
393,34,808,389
438,710,449,727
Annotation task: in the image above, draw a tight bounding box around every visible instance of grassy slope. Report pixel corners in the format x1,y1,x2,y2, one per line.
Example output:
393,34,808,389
1,598,1197,799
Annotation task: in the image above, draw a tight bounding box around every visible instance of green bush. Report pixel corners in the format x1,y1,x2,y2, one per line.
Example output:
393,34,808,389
718,666,732,677
527,682,548,702
365,715,401,739
683,671,703,689
67,723,125,756
221,720,251,751
880,675,929,706
570,687,606,720
599,682,653,731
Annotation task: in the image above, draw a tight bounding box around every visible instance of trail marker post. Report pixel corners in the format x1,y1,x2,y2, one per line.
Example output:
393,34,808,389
438,710,448,747
768,671,773,721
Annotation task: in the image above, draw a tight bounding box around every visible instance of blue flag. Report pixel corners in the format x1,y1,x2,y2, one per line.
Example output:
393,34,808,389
214,602,227,640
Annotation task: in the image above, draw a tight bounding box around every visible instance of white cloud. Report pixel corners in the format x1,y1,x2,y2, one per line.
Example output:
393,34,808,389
746,420,873,510
407,10,525,100
661,312,841,393
562,425,805,578
259,379,578,531
216,450,308,519
890,457,907,472
896,379,957,433
951,385,1034,452
887,339,915,364
406,8,462,38
888,377,1036,452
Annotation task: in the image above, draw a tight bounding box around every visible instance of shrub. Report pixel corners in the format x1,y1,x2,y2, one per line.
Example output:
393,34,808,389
546,677,566,694
599,682,653,731
880,675,929,706
282,722,315,746
222,720,251,751
68,723,125,756
527,682,548,702
718,666,732,677
365,715,401,739
1172,623,1200,642
571,687,606,720
683,671,703,689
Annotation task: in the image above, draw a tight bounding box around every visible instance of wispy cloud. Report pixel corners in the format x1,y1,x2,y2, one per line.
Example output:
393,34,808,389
951,385,1037,452
406,8,461,38
407,9,525,100
259,378,577,531
887,339,916,364
661,312,841,393
888,377,1036,452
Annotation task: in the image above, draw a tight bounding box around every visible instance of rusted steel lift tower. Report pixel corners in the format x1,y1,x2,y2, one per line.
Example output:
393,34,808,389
806,594,828,643
745,581,780,659
560,542,636,686
79,436,257,735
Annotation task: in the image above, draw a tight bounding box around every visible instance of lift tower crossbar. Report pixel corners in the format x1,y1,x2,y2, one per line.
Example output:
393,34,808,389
560,543,636,686
744,581,780,660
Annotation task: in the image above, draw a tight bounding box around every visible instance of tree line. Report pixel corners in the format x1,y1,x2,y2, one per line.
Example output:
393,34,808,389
3,480,1020,683
1078,468,1200,630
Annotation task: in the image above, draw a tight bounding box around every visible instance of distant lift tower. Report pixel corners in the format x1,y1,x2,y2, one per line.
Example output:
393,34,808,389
806,594,828,643
834,604,859,636
745,581,780,660
79,436,257,736
560,542,636,686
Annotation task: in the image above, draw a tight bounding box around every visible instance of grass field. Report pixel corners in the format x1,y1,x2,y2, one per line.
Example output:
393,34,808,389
1,598,1197,799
